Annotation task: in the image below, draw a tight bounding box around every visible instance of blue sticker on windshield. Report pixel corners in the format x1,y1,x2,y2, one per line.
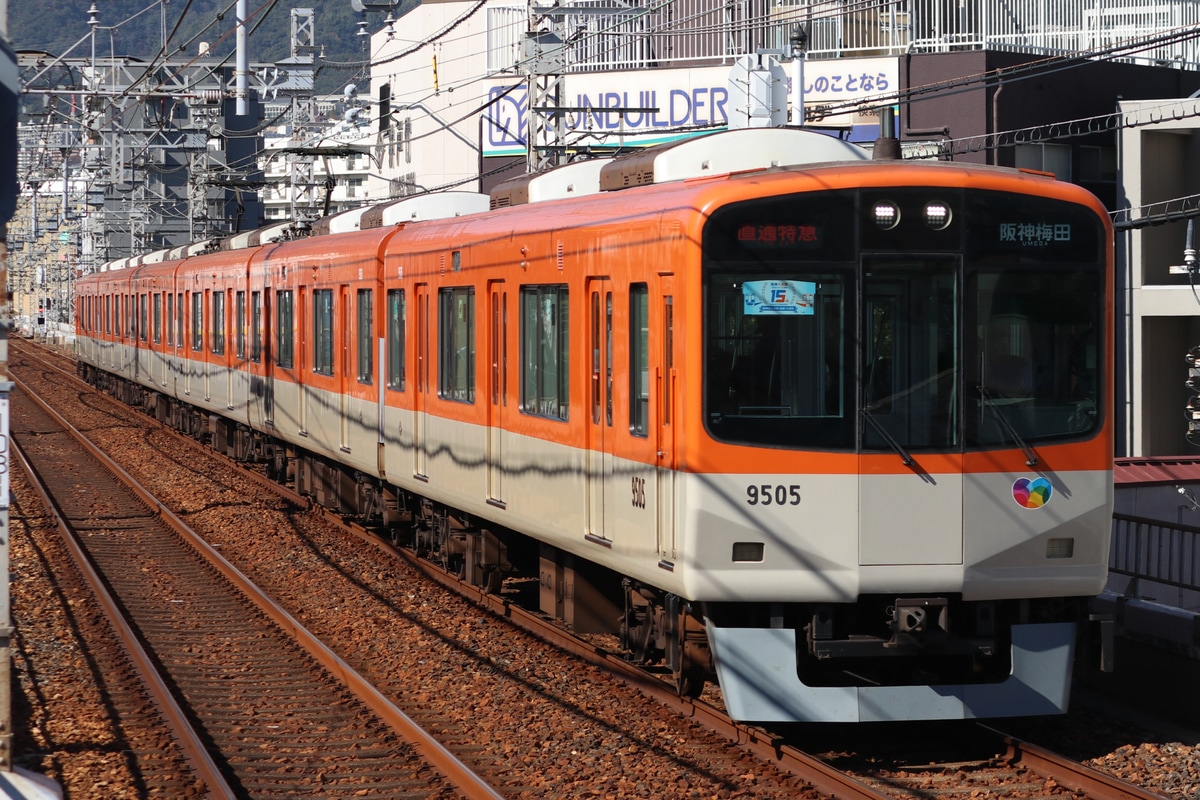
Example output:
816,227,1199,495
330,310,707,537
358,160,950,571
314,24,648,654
743,280,815,316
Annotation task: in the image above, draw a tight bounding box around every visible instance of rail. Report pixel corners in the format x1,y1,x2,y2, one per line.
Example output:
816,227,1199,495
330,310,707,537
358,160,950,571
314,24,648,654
1109,512,1200,595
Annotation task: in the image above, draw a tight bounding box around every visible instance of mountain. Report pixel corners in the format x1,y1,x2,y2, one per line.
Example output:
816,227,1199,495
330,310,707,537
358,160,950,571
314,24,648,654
10,0,406,94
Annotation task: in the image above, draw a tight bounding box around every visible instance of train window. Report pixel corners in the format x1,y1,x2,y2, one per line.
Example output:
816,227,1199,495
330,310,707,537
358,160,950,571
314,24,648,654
104,295,111,335
152,294,162,344
386,289,405,391
703,268,852,449
175,293,184,348
250,291,262,363
236,291,246,360
211,292,226,355
519,284,568,420
313,288,335,376
438,286,475,403
663,295,674,425
277,290,294,369
139,294,148,342
190,293,203,351
124,295,131,339
357,289,373,384
630,284,649,437
862,258,958,452
166,294,174,347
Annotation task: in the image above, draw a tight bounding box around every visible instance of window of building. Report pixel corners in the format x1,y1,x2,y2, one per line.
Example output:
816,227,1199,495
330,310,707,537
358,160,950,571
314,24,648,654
438,286,474,402
277,290,294,369
1015,143,1071,181
520,284,569,420
313,288,334,375
357,288,373,383
386,289,405,390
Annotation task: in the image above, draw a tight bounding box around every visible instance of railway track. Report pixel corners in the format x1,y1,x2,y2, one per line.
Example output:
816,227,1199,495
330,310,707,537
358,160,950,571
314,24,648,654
8,339,1186,800
9,366,502,798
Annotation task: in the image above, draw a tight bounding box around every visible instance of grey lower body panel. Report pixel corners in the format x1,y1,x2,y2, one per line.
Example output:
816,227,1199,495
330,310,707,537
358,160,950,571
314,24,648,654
706,621,1076,722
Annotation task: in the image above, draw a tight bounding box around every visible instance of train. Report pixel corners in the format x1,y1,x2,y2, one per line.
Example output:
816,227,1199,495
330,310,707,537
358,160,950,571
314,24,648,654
73,128,1114,723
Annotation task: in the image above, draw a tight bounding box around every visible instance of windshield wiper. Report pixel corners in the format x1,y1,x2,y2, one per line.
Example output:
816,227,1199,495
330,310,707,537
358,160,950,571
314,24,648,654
860,408,913,466
976,385,1039,466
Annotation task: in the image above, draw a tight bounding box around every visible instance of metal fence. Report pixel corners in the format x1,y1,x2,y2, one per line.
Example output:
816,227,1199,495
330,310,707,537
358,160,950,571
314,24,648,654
1110,513,1200,595
533,0,1200,71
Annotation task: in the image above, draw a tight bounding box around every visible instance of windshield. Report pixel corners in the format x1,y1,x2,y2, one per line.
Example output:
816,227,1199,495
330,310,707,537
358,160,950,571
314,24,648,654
702,186,1105,453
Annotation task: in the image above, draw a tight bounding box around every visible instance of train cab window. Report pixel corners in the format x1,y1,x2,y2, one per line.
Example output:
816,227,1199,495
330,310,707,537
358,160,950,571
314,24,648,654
313,288,335,376
438,286,475,403
386,289,405,391
630,284,649,436
520,284,568,420
357,288,373,384
139,294,148,342
211,292,226,355
236,291,246,360
704,271,851,449
250,291,262,363
191,292,204,351
152,294,162,344
276,290,294,369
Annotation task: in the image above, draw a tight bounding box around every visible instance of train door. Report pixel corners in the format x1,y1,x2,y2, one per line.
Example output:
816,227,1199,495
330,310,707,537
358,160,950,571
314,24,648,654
858,256,963,566
487,280,507,505
262,288,274,427
414,283,430,479
203,289,212,402
656,280,677,561
586,278,614,542
340,285,351,450
226,289,235,410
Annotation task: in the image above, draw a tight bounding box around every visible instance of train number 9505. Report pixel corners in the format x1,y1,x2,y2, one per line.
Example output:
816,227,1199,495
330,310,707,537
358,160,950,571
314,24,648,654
746,484,801,506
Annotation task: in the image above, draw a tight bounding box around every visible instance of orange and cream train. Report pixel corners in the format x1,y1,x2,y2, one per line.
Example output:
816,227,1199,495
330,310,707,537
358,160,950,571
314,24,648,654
75,129,1114,722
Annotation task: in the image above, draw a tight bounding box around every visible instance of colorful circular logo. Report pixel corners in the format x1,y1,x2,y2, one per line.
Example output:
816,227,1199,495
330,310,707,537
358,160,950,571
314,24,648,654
1012,477,1053,509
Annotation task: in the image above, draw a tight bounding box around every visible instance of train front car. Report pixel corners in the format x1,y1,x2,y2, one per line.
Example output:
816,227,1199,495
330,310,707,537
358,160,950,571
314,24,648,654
689,165,1113,722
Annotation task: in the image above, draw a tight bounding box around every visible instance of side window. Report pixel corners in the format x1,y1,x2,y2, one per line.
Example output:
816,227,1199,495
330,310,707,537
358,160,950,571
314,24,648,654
357,288,373,384
277,290,294,369
250,291,262,362
175,292,183,347
212,291,226,355
191,292,204,351
166,293,174,346
152,293,162,344
313,288,334,375
630,283,649,436
236,291,246,360
386,289,405,390
138,294,148,342
438,286,474,403
520,284,569,420
104,295,111,335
